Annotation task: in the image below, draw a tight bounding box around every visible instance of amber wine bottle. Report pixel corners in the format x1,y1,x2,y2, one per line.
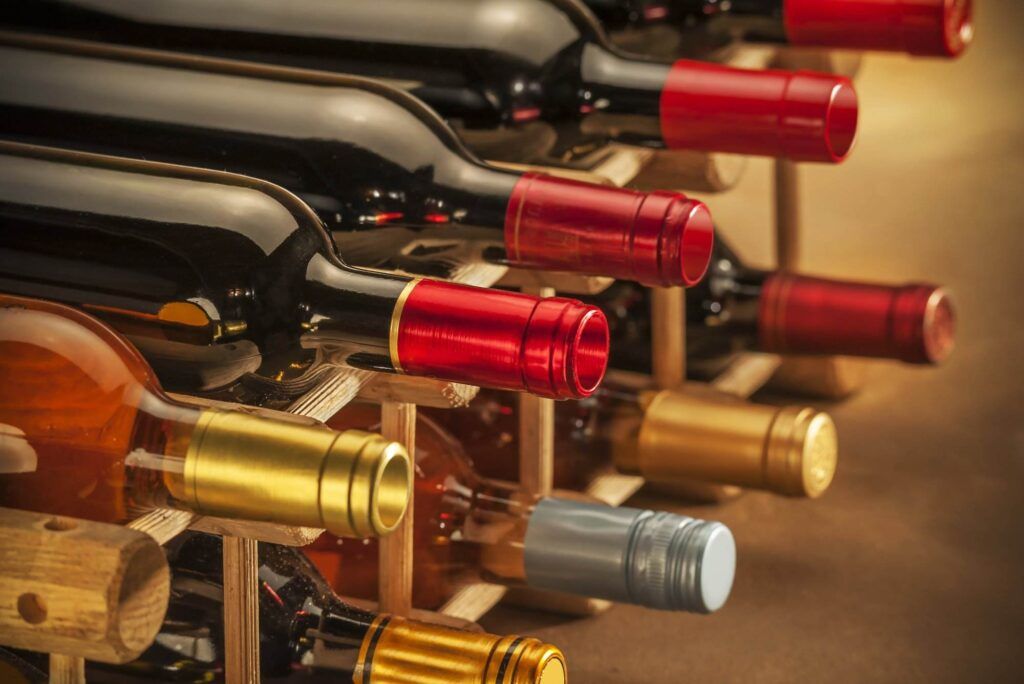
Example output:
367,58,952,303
0,294,411,537
433,384,839,498
307,403,736,613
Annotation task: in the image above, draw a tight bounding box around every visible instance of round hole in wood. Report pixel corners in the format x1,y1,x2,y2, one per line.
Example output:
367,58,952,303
17,593,47,624
43,517,77,532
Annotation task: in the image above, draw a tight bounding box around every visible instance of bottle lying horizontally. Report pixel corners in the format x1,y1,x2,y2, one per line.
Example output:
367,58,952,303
600,237,957,376
0,141,610,400
309,403,736,613
71,532,566,683
0,1,858,164
585,0,973,59
0,294,411,537
0,32,714,289
431,384,839,498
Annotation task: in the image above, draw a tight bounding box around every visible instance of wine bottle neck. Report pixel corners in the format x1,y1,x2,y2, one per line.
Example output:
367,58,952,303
301,253,412,373
673,0,787,41
579,43,671,141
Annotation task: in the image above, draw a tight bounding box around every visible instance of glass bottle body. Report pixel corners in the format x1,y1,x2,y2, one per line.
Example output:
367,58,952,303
0,35,521,277
309,403,534,610
0,295,205,524
0,0,675,159
0,142,413,396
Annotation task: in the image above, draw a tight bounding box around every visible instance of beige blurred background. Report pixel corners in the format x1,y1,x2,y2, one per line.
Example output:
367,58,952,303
486,1,1024,681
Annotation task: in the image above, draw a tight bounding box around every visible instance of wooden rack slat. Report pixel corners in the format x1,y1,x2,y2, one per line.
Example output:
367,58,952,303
223,536,260,684
651,287,686,390
48,655,84,684
378,401,416,616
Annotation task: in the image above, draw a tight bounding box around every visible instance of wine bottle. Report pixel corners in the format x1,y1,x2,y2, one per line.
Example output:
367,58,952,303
0,32,714,289
600,237,956,374
0,141,609,399
430,384,838,498
0,2,858,164
0,294,411,537
584,0,973,59
80,532,567,683
308,403,736,613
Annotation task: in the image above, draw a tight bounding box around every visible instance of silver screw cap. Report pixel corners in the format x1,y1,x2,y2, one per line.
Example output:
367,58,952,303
523,498,736,613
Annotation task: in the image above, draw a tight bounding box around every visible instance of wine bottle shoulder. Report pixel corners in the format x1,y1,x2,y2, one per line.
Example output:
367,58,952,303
0,39,479,169
0,143,335,340
0,37,518,233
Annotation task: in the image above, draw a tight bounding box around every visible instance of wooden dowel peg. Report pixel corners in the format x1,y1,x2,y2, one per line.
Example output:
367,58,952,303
518,286,556,498
651,286,686,389
774,158,801,272
222,535,260,684
0,507,169,665
378,401,416,617
518,391,555,497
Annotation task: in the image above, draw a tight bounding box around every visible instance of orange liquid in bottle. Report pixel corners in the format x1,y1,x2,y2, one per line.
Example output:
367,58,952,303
307,403,532,609
0,297,195,523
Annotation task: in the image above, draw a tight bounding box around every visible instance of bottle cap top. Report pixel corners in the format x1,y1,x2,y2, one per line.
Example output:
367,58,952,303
764,407,839,499
908,286,957,364
512,640,568,684
505,174,714,287
394,279,609,399
784,0,973,58
524,498,736,613
660,60,858,163
635,191,715,287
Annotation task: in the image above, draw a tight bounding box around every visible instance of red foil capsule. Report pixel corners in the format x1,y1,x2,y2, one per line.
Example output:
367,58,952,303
659,61,858,163
784,0,973,58
393,280,609,399
758,275,956,364
505,173,714,287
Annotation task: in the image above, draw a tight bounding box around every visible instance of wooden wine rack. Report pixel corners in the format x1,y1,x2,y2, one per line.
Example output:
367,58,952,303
12,47,875,684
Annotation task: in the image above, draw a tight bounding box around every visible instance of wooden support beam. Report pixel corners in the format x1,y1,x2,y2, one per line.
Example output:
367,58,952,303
518,286,556,498
222,536,260,684
651,286,686,389
378,401,416,617
774,159,801,272
48,655,84,684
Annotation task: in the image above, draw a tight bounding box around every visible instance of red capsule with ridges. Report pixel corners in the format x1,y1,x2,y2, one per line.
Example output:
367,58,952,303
505,173,714,287
784,0,973,58
394,280,609,399
758,275,956,364
660,61,858,163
